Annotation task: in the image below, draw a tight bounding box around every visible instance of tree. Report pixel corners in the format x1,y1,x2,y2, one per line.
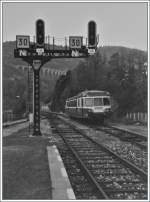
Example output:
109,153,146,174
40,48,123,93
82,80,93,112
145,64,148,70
51,71,72,111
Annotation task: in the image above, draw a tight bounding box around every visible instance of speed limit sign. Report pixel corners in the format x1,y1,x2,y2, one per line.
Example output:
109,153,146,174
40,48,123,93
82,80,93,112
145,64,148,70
69,36,83,49
16,35,30,48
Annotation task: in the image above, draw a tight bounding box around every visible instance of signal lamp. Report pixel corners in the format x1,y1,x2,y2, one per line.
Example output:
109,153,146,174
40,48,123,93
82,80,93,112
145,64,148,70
88,21,97,48
36,19,45,47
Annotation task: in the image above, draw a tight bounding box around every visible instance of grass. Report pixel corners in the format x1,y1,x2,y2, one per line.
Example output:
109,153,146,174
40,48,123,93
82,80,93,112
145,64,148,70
2,127,52,200
109,115,147,126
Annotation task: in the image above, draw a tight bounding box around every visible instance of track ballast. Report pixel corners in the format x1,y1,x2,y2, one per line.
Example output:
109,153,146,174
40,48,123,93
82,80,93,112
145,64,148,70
49,114,147,200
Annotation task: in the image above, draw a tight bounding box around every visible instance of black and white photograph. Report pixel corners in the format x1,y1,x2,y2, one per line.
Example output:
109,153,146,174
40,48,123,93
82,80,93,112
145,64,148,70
1,0,149,201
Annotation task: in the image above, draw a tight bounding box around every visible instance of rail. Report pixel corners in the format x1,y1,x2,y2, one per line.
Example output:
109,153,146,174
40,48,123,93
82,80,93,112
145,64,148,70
49,115,147,200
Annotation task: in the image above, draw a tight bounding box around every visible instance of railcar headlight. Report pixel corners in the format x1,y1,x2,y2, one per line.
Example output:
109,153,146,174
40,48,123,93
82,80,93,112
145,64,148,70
105,108,110,112
87,109,93,112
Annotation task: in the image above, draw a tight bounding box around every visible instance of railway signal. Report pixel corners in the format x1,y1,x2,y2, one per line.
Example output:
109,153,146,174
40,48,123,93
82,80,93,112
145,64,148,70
36,19,45,47
88,20,97,48
14,19,99,136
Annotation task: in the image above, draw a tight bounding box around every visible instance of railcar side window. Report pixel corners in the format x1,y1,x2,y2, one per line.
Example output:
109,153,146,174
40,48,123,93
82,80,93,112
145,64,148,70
81,98,83,107
103,98,110,105
78,98,82,107
66,102,68,107
85,98,93,107
94,98,103,106
68,99,77,107
74,99,77,107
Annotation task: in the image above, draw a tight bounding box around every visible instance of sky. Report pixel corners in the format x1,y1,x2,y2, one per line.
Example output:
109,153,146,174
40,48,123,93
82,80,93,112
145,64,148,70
2,1,148,51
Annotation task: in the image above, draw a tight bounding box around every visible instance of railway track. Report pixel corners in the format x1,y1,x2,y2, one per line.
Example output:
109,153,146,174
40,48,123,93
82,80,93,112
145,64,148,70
71,116,147,150
42,112,147,171
42,111,147,150
66,118,147,171
95,125,147,150
49,115,147,200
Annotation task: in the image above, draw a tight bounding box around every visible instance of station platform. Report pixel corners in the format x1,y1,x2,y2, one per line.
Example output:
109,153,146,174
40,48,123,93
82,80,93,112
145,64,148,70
3,118,27,128
47,145,75,200
2,119,75,200
3,121,29,137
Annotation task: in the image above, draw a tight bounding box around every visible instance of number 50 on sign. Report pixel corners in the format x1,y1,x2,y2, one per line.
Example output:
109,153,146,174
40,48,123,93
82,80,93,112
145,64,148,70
16,35,30,48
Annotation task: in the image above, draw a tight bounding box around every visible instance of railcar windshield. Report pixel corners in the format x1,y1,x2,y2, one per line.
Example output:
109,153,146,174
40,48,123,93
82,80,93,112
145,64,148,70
84,97,110,107
85,98,93,107
103,98,110,105
94,98,103,106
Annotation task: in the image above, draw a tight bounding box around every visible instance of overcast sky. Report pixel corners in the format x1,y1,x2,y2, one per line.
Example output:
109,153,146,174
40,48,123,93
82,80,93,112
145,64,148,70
2,1,148,51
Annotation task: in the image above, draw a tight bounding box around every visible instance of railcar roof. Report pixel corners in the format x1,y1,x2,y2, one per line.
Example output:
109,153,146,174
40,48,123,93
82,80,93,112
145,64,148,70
67,90,110,101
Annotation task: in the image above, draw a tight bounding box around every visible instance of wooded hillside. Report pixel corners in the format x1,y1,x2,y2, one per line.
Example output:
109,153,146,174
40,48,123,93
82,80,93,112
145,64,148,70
3,41,147,116
51,47,147,116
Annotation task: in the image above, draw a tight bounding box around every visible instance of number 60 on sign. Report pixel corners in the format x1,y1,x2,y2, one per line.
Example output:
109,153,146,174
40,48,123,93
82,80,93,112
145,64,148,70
16,35,30,48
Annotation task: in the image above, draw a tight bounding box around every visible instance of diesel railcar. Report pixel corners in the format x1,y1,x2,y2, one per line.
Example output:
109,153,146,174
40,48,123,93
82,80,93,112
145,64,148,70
65,90,112,123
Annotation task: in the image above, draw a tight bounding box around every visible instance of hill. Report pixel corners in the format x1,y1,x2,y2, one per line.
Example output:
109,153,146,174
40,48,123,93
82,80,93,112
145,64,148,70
3,41,147,116
99,46,146,60
51,46,147,115
3,41,82,71
3,41,147,70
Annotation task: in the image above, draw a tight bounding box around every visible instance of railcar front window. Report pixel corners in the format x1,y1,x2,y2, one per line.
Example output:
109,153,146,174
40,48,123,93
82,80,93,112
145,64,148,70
85,98,93,107
103,98,110,105
94,98,103,106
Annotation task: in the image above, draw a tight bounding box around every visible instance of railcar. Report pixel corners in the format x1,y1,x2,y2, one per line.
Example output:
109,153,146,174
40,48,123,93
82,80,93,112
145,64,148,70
65,90,112,123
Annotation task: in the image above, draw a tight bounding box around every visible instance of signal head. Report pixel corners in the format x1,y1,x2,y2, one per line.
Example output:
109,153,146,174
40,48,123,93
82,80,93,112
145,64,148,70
88,21,97,48
36,19,45,47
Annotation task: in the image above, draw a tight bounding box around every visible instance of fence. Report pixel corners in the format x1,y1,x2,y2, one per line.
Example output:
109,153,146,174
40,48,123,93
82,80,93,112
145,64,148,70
3,111,26,123
126,112,147,123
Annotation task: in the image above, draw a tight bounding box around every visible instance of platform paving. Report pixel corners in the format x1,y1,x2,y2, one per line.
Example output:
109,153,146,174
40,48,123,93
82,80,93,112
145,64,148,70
2,127,51,199
2,118,75,200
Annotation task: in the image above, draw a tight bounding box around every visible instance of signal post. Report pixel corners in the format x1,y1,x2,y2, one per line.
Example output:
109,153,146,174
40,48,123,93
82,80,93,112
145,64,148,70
14,19,98,136
32,60,41,136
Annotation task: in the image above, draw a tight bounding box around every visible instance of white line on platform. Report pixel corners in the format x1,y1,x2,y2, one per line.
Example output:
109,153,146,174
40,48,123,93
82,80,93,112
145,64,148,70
55,148,59,154
67,188,76,200
61,167,68,178
57,155,62,162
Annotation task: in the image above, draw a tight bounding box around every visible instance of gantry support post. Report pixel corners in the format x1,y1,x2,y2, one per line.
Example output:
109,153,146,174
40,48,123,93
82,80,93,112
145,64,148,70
33,69,41,136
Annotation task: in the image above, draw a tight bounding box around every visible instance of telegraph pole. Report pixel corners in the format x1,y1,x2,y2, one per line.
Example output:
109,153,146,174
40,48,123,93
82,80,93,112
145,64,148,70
14,19,98,136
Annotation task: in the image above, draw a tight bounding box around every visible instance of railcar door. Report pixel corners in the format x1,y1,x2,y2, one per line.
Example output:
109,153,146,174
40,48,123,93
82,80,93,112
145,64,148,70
81,98,84,118
76,98,80,117
77,98,82,118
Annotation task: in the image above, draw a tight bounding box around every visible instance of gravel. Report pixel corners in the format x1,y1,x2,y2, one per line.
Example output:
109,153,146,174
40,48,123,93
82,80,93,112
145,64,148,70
85,129,147,172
